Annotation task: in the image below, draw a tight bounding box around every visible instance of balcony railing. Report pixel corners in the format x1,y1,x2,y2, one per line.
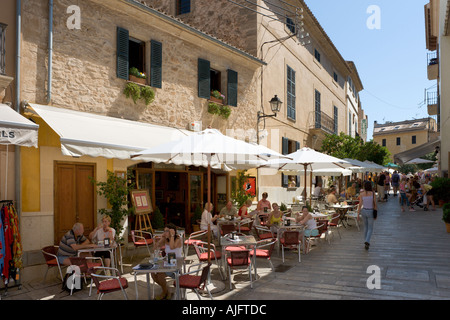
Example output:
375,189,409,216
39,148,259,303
427,52,438,66
314,111,335,135
0,23,6,75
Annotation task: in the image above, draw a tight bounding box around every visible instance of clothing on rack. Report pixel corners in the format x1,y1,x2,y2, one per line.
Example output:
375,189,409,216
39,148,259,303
0,201,22,285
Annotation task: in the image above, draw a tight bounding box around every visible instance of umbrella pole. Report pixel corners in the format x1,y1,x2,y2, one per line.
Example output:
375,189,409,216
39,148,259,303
304,164,307,206
207,164,211,264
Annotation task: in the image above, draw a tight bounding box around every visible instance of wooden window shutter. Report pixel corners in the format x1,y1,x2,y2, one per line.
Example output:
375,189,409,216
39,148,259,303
281,137,289,187
227,69,238,107
116,27,129,80
150,40,162,88
198,58,210,99
295,141,301,187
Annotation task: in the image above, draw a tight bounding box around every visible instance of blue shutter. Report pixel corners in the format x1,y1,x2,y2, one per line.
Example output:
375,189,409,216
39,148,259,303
295,141,301,187
116,27,129,80
227,69,238,107
287,66,296,120
281,137,289,188
198,58,210,99
315,90,321,129
150,40,162,88
334,106,338,134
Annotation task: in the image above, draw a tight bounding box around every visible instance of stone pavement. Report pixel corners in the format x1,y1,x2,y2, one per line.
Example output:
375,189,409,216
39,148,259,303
2,194,450,301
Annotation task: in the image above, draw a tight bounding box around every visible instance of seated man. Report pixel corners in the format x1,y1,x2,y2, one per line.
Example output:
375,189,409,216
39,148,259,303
219,201,238,218
327,188,338,205
57,222,97,266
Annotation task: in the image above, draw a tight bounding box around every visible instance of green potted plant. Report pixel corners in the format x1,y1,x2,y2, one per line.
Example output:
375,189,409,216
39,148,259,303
140,85,155,105
191,205,203,232
90,170,135,242
151,207,165,230
430,177,450,206
442,203,450,233
129,67,147,84
124,82,141,104
208,102,231,120
210,90,225,104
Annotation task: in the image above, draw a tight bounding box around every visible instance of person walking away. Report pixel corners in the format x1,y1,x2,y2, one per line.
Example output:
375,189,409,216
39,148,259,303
357,181,378,250
377,172,386,202
391,171,400,197
399,177,411,212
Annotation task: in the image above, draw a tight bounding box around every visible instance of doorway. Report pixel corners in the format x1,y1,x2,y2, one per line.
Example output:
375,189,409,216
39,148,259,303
54,162,96,244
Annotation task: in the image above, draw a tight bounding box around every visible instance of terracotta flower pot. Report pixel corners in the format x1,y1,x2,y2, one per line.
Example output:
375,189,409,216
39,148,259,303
209,96,224,104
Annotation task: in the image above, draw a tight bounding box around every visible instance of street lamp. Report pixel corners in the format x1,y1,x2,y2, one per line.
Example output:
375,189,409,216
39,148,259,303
257,95,282,121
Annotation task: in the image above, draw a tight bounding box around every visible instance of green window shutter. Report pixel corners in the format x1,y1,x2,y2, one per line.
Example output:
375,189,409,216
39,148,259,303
227,69,238,107
150,40,162,88
198,58,210,99
295,141,301,187
116,27,129,80
281,137,289,188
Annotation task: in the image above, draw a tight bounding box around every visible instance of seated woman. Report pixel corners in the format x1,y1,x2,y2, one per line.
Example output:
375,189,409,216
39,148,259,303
266,203,283,233
89,215,116,269
200,202,219,238
151,223,183,300
295,206,319,237
238,199,253,219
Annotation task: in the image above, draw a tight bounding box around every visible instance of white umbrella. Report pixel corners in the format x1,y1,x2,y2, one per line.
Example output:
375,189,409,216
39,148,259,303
363,160,385,172
424,167,438,173
308,167,352,177
405,158,434,165
343,158,375,173
131,128,288,261
261,147,353,203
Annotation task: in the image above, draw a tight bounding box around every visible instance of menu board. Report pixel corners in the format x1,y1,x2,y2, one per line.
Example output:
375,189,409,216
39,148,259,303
130,189,153,215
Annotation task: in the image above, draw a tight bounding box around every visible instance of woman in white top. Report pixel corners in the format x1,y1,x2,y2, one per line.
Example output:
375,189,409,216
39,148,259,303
89,215,116,268
200,202,219,238
295,206,318,237
151,223,182,300
357,181,378,250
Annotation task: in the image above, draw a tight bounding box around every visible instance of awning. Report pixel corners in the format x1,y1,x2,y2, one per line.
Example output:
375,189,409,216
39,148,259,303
394,137,441,165
26,103,191,159
0,103,39,147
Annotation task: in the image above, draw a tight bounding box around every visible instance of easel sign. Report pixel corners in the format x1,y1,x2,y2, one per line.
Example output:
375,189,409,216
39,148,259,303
130,189,153,232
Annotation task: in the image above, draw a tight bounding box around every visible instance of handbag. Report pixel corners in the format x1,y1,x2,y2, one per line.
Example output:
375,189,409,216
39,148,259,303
372,192,378,219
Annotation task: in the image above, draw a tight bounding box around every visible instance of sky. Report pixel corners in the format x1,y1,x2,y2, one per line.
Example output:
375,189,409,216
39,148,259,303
304,0,435,140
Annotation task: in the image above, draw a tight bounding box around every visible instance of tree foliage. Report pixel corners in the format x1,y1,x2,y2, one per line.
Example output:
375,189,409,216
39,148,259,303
320,132,390,165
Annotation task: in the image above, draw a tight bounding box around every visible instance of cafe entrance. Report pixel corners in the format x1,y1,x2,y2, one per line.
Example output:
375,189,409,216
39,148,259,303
130,162,229,233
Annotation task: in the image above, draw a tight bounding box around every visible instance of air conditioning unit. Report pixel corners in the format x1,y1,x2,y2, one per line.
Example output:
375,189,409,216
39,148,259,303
189,121,202,132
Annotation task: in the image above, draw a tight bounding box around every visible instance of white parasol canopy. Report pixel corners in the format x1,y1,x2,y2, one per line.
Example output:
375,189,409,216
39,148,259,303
363,160,385,172
405,158,434,165
343,158,377,173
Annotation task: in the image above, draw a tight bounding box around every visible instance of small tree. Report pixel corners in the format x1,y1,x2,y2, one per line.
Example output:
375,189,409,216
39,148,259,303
91,170,135,242
231,170,256,208
151,207,165,229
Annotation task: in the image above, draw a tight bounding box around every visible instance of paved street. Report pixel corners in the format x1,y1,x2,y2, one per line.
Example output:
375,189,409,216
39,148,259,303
2,194,450,301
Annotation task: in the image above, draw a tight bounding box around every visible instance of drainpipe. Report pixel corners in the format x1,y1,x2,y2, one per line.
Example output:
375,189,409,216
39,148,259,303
15,0,21,215
47,0,53,103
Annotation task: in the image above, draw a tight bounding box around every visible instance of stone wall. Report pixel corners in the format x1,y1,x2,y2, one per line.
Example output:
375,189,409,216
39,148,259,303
20,0,260,133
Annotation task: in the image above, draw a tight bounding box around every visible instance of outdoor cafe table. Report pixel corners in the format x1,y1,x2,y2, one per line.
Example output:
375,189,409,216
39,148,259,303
220,234,257,278
77,243,118,270
132,257,184,300
330,204,356,228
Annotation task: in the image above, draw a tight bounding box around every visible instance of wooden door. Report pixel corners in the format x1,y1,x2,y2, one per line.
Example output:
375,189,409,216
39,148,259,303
54,162,96,243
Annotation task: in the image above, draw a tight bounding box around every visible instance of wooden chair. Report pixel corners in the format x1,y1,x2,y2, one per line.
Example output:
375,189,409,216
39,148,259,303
41,245,65,283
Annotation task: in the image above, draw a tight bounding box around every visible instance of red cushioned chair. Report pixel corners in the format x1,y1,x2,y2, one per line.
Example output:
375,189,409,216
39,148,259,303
327,212,341,242
237,218,254,234
249,238,278,272
184,230,207,256
193,241,224,280
253,225,273,240
175,263,213,300
69,256,104,296
280,230,301,263
89,266,129,300
220,223,236,236
130,230,153,261
42,245,66,283
226,249,253,290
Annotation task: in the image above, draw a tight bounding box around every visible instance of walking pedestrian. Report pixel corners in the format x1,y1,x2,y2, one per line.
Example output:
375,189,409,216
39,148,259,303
377,172,386,202
357,181,378,250
391,171,400,197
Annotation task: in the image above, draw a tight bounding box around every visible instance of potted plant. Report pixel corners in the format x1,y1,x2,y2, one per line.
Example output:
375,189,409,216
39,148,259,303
191,205,203,232
140,85,155,105
210,90,225,104
123,82,155,106
442,203,450,233
430,177,450,206
129,67,147,84
151,207,165,230
208,102,231,120
90,170,135,243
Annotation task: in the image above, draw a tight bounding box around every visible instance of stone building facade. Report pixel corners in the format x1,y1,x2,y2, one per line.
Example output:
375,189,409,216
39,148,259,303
15,0,263,281
149,0,367,203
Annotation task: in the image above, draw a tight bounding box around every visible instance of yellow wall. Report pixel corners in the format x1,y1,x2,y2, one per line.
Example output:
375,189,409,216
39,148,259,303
373,129,429,161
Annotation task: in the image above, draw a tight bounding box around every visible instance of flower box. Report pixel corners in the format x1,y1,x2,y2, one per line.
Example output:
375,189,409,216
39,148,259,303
209,96,224,104
129,75,146,85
